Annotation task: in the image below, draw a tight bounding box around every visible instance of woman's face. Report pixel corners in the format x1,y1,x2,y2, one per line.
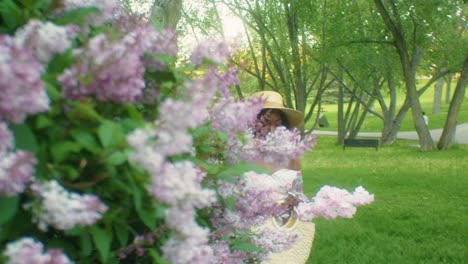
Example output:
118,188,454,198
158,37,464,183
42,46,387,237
261,109,283,128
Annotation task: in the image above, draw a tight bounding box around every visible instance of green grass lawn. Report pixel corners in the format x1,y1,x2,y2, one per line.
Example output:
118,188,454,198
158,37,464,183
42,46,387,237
302,136,468,264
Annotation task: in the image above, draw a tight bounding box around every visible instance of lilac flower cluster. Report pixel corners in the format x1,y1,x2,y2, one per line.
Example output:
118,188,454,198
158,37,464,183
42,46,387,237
210,96,264,136
59,23,177,103
211,171,299,261
118,233,155,259
210,241,247,264
191,41,231,66
127,68,238,263
0,122,36,196
255,126,318,166
3,238,72,264
13,20,75,64
225,126,318,167
0,36,49,123
26,180,108,231
0,19,74,123
295,185,374,221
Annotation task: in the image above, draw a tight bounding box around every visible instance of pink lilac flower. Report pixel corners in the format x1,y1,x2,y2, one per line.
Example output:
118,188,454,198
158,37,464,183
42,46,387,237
27,180,107,231
3,237,72,264
118,233,156,259
150,161,216,208
0,35,49,123
0,122,13,152
212,172,286,232
163,237,215,264
251,225,299,254
59,33,145,103
257,127,318,167
210,241,247,264
13,20,75,64
0,150,36,196
295,185,374,221
352,186,375,205
191,41,231,66
210,96,264,136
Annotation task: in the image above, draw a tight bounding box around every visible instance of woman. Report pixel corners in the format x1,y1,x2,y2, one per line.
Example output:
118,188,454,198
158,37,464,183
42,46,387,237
251,91,315,264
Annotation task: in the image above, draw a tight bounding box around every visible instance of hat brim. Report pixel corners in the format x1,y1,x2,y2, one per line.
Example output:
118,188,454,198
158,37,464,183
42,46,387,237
264,105,304,128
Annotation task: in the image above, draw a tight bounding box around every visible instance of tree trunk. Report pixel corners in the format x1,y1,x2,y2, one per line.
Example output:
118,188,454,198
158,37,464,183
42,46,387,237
379,77,398,144
374,0,434,150
438,55,468,149
432,77,444,114
284,0,306,113
150,0,183,29
445,74,453,104
337,70,345,144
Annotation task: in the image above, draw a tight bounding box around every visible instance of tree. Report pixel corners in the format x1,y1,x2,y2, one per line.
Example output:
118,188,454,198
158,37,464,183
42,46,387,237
438,55,468,149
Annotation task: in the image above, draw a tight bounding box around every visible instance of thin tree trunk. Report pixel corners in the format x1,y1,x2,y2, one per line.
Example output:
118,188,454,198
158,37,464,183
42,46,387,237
438,55,468,149
432,77,444,114
445,74,453,104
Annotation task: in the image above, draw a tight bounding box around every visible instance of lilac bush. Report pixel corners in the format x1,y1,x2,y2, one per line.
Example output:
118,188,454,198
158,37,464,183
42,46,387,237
0,1,374,263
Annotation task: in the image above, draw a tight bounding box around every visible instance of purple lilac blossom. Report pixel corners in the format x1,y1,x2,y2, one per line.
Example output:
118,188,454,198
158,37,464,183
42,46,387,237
252,225,300,254
191,41,231,66
27,180,107,231
212,171,287,232
210,96,264,136
59,33,145,103
0,35,49,123
13,20,75,64
150,161,216,208
3,237,72,264
0,151,36,196
257,126,318,167
210,241,247,264
294,185,374,221
0,122,13,152
162,237,215,264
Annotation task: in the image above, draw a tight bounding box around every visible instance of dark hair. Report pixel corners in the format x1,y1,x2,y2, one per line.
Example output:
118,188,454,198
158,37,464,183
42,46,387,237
257,108,290,129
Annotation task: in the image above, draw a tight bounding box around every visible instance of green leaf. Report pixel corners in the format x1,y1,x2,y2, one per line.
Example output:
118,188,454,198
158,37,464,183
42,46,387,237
36,115,54,129
113,222,129,246
224,196,236,210
10,123,39,154
148,249,170,264
54,7,99,25
70,129,100,153
78,231,93,256
46,49,74,74
0,196,19,225
50,141,81,163
218,162,271,183
126,173,157,229
98,121,117,148
0,0,21,31
90,226,111,263
68,101,104,122
107,151,128,165
231,242,263,253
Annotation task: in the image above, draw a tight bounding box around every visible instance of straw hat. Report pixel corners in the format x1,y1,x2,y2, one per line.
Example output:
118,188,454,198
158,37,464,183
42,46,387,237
251,91,304,128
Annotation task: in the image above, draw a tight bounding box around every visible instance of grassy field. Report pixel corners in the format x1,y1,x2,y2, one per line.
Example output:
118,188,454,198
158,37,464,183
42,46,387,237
302,136,468,263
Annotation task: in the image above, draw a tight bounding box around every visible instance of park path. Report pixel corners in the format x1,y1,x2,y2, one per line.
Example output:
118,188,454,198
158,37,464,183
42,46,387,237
311,123,468,145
